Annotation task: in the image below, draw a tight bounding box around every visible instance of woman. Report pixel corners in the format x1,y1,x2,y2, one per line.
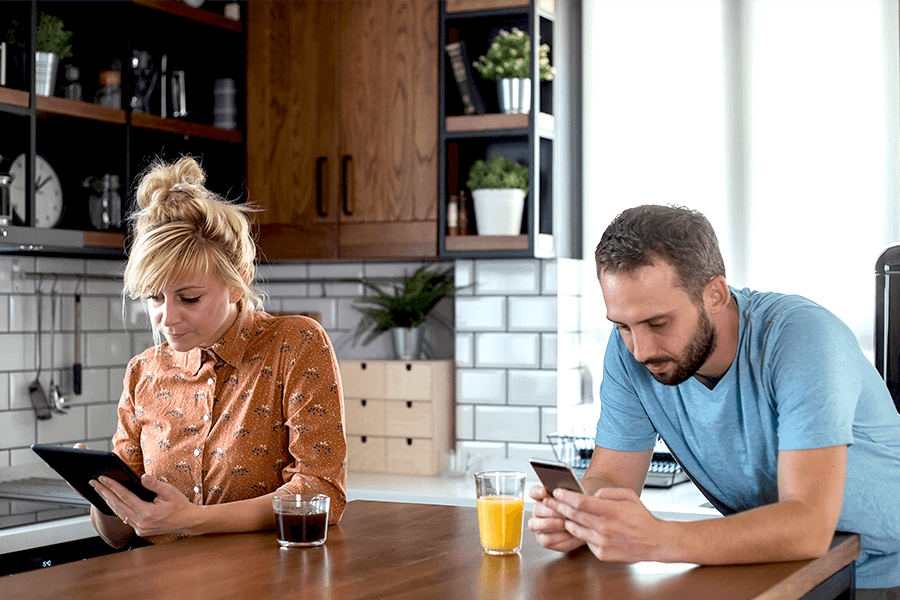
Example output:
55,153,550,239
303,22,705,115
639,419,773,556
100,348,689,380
83,156,346,548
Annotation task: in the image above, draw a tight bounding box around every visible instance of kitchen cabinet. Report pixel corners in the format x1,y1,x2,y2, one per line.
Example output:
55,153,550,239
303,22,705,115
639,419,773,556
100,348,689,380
248,0,440,261
0,0,245,256
341,360,454,476
438,0,581,259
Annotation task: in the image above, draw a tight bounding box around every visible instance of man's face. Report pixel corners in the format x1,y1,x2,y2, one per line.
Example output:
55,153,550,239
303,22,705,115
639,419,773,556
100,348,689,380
600,261,717,386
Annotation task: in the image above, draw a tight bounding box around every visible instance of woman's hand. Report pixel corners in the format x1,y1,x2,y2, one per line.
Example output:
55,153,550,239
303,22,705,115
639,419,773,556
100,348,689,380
89,473,199,538
527,484,586,552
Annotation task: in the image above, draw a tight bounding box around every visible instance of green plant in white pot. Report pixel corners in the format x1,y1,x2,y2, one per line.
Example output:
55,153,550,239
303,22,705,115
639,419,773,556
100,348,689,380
472,27,554,115
466,156,528,236
6,12,73,96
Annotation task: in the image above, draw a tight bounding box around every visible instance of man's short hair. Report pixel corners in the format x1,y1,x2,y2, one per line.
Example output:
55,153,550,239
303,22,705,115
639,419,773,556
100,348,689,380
595,204,726,304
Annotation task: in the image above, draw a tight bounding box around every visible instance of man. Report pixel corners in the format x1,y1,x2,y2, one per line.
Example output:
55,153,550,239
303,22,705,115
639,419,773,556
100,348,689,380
528,205,900,597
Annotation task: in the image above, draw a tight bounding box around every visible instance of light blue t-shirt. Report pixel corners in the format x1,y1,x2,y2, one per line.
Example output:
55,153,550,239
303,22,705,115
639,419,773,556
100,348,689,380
595,287,900,588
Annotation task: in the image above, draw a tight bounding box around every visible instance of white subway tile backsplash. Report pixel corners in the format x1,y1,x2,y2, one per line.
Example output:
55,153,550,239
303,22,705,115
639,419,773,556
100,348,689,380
35,259,84,294
0,410,35,450
541,333,558,369
456,404,474,439
457,369,506,404
132,332,155,358
85,261,126,295
455,440,506,471
474,260,540,295
540,407,558,443
557,258,582,297
455,333,473,367
508,297,557,332
474,405,540,443
109,368,125,403
8,371,39,410
81,296,109,331
0,373,7,410
0,334,29,371
454,260,474,296
507,369,557,406
86,332,131,367
363,262,426,279
558,366,586,409
337,297,362,330
0,296,8,332
475,332,540,368
507,442,556,465
541,260,558,295
558,332,581,370
456,297,505,331
8,294,37,333
87,404,118,440
308,263,364,297
36,405,86,445
73,368,110,406
0,257,17,294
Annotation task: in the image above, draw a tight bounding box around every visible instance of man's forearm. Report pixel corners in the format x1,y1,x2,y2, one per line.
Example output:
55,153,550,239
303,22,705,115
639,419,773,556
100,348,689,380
657,500,837,565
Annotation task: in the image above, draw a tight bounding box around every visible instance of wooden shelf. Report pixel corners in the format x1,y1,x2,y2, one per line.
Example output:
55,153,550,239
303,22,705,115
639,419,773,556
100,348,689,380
83,231,126,250
444,234,529,252
446,111,554,134
445,0,554,14
132,0,243,31
36,96,126,124
130,112,243,143
0,88,30,109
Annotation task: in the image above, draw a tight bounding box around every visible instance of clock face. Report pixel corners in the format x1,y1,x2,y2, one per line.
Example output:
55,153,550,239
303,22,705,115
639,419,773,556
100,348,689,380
10,154,64,228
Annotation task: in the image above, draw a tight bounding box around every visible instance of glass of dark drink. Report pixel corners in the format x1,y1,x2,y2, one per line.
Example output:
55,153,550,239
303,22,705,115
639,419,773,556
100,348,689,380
272,494,330,548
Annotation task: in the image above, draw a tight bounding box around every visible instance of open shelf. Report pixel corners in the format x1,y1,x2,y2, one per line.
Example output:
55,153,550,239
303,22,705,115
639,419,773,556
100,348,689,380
446,111,554,134
36,96,126,125
0,88,30,110
130,113,242,143
132,0,243,31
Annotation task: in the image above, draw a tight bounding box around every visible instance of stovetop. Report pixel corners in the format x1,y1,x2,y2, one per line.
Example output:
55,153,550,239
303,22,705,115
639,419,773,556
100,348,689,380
0,478,90,530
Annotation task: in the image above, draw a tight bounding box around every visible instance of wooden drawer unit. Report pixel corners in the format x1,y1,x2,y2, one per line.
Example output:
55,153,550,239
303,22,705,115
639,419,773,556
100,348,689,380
340,360,454,475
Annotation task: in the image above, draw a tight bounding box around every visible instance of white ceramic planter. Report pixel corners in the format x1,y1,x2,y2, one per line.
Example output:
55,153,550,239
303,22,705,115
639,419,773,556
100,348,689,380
497,77,531,114
471,188,526,236
35,51,59,97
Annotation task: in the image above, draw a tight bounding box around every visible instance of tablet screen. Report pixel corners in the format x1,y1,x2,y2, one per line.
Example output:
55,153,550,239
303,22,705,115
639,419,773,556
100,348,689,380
31,444,156,516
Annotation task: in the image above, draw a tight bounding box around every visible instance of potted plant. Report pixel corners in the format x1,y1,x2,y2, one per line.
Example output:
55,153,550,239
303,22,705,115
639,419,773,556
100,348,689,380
466,156,528,236
351,265,458,360
472,27,554,114
5,12,72,96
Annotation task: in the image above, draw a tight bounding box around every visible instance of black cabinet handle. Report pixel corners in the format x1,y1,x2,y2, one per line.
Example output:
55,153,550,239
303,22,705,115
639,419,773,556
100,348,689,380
342,155,353,216
361,436,367,443
406,401,412,408
361,399,367,407
315,157,328,217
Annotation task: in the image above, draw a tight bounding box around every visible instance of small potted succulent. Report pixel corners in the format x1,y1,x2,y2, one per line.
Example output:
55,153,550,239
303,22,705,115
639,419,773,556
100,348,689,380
5,12,73,96
350,265,458,360
472,27,554,114
466,156,529,236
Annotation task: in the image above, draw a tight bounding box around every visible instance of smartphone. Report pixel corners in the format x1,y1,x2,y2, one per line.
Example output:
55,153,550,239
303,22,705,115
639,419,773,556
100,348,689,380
31,444,157,516
529,458,587,495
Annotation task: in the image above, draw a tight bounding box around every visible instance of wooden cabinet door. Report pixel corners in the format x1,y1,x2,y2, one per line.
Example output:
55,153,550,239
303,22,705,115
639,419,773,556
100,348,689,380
248,0,341,259
337,0,439,259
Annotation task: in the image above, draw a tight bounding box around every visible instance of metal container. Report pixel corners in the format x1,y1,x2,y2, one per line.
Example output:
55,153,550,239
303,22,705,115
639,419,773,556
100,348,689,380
0,173,13,225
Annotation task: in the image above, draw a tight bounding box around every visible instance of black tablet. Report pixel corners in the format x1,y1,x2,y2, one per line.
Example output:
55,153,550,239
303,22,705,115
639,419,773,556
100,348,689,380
31,444,157,516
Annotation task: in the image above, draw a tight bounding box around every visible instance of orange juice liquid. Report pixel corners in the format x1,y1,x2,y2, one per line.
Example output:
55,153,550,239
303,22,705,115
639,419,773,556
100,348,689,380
477,495,524,554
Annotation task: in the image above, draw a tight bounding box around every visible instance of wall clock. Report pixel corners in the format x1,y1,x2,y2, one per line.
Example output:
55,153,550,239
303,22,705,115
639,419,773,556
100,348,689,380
9,153,64,228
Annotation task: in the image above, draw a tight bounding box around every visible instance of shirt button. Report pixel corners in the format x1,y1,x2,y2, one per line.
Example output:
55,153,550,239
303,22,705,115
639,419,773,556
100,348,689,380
194,486,200,494
194,448,200,456
207,377,214,386
203,414,210,421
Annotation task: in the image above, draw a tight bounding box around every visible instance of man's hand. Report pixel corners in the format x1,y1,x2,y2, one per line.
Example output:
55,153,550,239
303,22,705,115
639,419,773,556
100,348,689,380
89,473,197,538
527,484,586,552
545,486,669,563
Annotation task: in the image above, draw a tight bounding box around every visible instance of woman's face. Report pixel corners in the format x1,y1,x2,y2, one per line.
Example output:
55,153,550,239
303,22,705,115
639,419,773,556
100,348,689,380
147,271,241,352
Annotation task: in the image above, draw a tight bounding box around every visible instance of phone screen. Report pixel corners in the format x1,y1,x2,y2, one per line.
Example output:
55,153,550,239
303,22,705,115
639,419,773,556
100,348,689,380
530,458,586,494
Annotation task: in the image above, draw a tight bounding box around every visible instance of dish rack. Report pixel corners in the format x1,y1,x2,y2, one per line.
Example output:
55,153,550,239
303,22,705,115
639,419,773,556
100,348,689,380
547,433,689,488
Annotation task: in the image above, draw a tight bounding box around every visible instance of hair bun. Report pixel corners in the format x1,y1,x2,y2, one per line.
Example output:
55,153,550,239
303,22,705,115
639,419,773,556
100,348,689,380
134,156,211,234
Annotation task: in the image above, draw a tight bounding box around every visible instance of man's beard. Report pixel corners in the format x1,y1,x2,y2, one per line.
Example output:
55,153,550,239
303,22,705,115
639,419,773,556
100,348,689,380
643,309,718,386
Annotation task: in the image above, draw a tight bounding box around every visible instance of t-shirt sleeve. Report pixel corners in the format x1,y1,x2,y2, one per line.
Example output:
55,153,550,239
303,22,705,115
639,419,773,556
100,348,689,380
595,329,659,452
766,305,859,451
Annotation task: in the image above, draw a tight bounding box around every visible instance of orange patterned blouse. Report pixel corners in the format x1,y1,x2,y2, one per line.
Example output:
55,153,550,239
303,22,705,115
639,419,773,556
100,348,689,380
112,308,347,544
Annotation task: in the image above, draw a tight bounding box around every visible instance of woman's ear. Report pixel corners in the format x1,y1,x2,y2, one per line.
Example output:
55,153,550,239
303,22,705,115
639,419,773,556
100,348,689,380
704,276,730,314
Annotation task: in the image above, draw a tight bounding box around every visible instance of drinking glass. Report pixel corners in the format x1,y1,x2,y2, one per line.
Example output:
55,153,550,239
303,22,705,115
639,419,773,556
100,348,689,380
272,494,330,548
475,471,526,555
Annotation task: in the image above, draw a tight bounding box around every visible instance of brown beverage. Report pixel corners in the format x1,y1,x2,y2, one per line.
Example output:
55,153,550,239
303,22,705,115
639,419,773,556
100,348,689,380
276,509,328,545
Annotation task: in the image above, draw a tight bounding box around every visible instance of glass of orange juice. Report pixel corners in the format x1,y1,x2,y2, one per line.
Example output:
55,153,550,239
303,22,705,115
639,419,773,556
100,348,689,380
475,471,526,555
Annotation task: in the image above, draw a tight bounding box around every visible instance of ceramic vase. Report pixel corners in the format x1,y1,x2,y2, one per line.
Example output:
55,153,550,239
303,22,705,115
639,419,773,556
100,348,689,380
471,188,526,236
35,51,59,97
392,326,424,360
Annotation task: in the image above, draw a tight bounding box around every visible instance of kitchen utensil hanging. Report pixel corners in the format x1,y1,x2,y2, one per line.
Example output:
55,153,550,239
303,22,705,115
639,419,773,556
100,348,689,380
48,284,67,414
73,281,82,395
29,284,52,420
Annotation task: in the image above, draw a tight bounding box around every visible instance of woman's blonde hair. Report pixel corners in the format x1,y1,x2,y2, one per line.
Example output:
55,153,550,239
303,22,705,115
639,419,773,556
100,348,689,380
123,156,263,313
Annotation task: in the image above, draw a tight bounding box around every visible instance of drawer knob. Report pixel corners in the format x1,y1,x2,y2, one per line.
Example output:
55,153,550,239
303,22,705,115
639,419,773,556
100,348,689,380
405,363,412,371
406,401,412,408
361,399,367,407
407,438,413,446
361,436,367,443
361,362,367,370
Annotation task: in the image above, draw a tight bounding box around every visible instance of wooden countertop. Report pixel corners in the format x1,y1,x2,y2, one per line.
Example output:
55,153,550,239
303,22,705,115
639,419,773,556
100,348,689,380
2,500,859,600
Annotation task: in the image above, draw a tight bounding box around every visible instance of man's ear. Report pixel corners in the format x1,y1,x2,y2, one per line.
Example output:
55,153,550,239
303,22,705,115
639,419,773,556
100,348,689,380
703,276,730,314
